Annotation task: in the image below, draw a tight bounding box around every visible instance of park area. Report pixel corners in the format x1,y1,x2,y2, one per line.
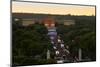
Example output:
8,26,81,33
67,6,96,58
12,14,96,66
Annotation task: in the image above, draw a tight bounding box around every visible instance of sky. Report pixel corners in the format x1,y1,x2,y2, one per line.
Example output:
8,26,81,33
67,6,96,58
12,1,95,16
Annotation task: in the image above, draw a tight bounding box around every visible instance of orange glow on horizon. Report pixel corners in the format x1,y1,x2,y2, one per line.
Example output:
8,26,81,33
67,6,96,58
12,1,95,16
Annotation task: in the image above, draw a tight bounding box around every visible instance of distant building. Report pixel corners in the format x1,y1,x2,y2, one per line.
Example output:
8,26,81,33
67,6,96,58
13,13,75,26
63,20,75,25
56,19,75,26
22,19,35,26
43,17,55,28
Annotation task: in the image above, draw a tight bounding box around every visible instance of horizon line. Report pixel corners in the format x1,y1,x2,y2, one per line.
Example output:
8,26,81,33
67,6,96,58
12,12,95,16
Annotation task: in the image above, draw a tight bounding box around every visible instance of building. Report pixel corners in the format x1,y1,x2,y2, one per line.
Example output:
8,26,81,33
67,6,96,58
55,19,75,26
43,17,55,28
22,19,35,26
13,13,75,26
63,20,75,25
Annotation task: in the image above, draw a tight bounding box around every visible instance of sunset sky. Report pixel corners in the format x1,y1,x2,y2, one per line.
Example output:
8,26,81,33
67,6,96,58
12,1,95,16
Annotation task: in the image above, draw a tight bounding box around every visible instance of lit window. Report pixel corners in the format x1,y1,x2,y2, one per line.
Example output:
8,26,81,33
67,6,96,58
45,24,48,26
